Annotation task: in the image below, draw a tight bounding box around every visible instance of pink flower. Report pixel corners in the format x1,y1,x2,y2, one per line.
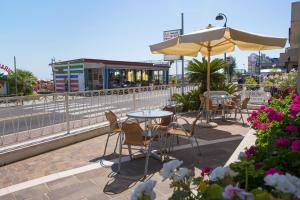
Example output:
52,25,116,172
252,120,261,128
255,162,264,168
223,184,254,200
264,168,284,176
200,166,212,177
260,105,266,110
290,95,300,118
284,125,299,133
268,111,284,122
268,97,272,103
191,167,195,177
291,140,300,152
275,137,290,147
258,123,269,130
245,146,257,158
247,111,259,122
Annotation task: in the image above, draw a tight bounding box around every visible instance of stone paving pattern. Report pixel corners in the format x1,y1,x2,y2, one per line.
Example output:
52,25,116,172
0,114,250,200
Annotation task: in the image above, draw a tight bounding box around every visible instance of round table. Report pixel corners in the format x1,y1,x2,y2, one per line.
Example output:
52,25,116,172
126,109,173,161
127,110,173,120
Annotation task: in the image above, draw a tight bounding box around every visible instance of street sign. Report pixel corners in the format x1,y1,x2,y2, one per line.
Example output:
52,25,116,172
163,29,181,61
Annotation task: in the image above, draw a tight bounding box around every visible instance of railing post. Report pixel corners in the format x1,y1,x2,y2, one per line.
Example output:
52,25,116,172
133,89,136,111
65,92,70,134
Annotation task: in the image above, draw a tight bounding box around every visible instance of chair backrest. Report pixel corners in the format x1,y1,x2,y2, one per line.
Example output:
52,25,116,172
199,95,205,108
121,120,145,145
105,110,120,132
191,113,201,136
203,96,214,110
241,97,250,109
160,106,175,126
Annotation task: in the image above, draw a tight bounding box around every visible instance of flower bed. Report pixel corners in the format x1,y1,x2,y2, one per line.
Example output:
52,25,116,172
131,93,300,200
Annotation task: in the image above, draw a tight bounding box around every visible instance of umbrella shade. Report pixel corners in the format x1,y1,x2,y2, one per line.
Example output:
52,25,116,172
150,26,287,57
149,25,287,109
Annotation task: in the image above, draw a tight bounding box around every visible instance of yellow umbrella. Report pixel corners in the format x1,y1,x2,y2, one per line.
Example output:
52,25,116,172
150,25,287,100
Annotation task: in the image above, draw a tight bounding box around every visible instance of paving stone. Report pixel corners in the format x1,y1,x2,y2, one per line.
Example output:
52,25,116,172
46,180,101,200
46,176,80,191
0,193,16,200
14,184,49,200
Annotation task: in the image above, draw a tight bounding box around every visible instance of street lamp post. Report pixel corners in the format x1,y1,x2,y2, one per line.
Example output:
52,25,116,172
216,13,228,80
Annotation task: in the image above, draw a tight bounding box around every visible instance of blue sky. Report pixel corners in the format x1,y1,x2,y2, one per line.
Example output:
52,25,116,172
0,0,295,79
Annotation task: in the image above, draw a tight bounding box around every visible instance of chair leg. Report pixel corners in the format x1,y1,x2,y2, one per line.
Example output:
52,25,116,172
234,109,237,119
113,133,120,154
240,109,245,125
189,137,196,155
103,133,111,156
194,136,201,155
128,145,133,160
118,135,122,173
144,144,152,176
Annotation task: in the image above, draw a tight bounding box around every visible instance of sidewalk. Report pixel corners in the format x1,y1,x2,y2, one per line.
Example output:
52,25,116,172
0,115,250,199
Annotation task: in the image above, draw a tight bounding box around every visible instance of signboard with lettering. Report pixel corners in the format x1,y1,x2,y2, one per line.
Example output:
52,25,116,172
163,29,181,61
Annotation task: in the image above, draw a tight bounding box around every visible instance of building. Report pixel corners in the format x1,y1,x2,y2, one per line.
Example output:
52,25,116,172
280,1,300,71
50,58,170,92
248,53,285,75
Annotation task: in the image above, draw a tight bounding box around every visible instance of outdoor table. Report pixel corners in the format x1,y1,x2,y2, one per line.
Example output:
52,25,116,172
210,95,232,120
126,109,173,160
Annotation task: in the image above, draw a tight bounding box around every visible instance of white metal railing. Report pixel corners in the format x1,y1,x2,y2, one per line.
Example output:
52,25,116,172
237,84,273,105
0,84,197,147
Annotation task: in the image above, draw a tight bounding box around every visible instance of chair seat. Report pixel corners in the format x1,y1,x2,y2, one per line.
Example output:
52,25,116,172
124,136,152,146
168,128,191,137
112,128,121,133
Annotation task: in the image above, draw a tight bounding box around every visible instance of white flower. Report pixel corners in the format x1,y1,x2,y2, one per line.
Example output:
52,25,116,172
174,168,189,182
223,184,254,200
264,173,300,198
210,166,238,182
131,180,157,200
160,160,183,180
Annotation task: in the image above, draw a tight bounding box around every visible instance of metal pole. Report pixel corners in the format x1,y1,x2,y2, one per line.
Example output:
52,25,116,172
14,56,17,96
175,60,178,84
181,13,184,95
68,62,71,92
297,45,300,94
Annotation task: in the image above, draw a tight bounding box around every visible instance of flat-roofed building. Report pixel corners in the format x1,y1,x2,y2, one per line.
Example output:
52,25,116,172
50,58,170,92
280,1,300,71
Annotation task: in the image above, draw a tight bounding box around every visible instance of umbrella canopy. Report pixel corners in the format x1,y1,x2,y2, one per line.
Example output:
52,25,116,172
150,25,287,102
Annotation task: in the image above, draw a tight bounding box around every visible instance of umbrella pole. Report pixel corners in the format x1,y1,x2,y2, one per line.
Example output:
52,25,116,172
206,47,211,122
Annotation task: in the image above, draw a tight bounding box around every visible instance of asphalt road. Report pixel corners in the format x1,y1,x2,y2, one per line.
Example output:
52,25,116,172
0,90,172,136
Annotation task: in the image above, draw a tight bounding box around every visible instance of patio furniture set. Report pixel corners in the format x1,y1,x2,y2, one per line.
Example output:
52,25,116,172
103,91,250,178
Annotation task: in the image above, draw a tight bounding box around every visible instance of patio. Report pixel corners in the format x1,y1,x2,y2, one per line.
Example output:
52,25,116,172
0,113,250,200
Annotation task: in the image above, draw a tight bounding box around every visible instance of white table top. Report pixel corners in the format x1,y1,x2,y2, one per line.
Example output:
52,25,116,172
127,110,173,119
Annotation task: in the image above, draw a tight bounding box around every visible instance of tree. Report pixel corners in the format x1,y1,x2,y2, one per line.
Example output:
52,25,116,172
7,69,38,96
187,57,226,92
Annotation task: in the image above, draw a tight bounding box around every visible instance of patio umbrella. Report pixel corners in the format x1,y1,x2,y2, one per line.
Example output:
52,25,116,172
150,25,287,99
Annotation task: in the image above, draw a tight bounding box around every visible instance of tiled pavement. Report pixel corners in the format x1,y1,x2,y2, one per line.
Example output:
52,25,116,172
0,114,250,200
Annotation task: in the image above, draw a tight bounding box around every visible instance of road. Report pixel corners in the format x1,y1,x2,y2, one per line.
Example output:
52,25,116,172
0,89,173,137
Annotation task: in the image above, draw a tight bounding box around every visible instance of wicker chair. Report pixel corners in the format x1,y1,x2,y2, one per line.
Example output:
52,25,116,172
104,110,121,156
167,114,202,155
224,97,250,125
118,119,153,176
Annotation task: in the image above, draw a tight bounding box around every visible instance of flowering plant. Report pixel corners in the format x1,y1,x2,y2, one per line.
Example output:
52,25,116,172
132,94,300,200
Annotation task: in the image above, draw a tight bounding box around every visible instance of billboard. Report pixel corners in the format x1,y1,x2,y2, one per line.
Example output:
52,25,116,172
163,29,181,61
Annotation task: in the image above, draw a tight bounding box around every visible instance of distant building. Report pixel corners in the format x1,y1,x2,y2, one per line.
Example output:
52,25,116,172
248,53,285,75
50,58,170,92
280,1,300,71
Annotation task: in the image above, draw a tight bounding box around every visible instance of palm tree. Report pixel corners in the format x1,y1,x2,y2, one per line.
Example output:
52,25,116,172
187,57,226,92
7,69,37,95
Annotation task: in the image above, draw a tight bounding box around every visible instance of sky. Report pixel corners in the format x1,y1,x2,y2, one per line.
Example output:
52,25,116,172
0,0,296,79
